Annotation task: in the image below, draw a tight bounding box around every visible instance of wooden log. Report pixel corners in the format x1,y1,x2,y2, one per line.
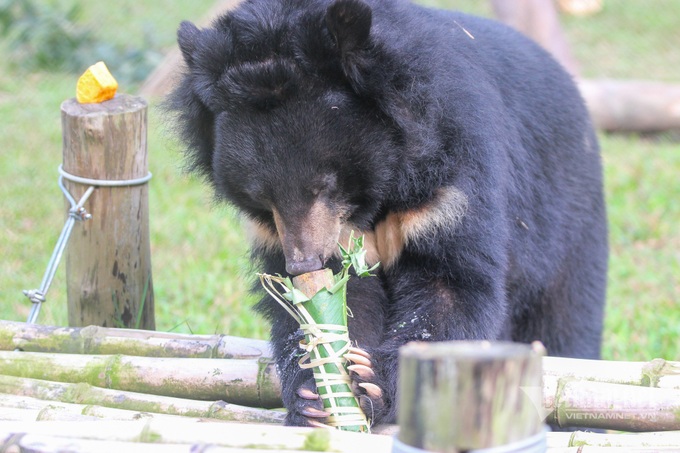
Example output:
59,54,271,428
61,94,154,329
0,320,272,359
0,375,284,424
0,351,281,408
578,79,680,132
396,341,545,452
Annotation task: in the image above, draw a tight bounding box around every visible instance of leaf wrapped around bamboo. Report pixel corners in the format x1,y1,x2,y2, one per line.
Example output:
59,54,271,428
259,234,378,432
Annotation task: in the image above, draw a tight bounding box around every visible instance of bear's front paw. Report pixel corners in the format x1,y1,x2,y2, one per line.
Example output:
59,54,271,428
345,346,387,424
284,377,329,428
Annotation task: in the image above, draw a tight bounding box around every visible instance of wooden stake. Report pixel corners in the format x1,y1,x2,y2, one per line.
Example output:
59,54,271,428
397,341,545,452
61,94,154,329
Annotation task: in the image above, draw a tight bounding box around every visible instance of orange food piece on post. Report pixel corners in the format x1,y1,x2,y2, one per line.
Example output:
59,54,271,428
76,61,118,104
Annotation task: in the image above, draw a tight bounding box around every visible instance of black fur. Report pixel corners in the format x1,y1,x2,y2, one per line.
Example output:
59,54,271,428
168,0,608,427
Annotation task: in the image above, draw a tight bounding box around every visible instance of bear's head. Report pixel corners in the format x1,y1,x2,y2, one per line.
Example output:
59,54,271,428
169,0,408,275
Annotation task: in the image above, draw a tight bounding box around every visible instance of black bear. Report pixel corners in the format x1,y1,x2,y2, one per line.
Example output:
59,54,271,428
168,0,608,427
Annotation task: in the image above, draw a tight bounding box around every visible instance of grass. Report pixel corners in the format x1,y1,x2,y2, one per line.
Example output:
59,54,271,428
0,1,678,361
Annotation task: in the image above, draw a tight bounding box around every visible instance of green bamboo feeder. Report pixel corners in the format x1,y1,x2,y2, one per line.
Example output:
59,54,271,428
259,234,378,432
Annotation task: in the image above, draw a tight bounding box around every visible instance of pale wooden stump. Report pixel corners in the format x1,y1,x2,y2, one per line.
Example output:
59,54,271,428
397,341,545,452
61,94,154,330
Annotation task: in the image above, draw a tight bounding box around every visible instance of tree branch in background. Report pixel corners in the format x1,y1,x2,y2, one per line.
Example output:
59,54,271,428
490,0,580,77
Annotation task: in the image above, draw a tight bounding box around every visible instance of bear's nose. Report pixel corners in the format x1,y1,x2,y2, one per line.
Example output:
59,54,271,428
286,256,323,276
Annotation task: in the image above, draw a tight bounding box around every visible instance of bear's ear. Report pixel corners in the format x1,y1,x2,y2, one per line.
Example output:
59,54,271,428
178,21,201,68
326,0,372,57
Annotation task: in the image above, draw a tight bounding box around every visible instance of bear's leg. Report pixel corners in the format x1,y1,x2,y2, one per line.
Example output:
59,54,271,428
350,255,510,425
268,314,328,427
511,226,607,360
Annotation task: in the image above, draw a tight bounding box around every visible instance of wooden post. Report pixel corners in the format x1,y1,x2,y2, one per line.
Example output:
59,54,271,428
396,341,545,453
490,0,580,77
61,94,154,330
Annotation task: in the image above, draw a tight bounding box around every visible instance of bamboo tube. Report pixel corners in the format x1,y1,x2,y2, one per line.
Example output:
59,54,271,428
548,448,680,452
0,350,280,408
1,436,212,453
0,420,394,452
543,356,680,389
0,375,285,424
0,320,272,359
566,430,680,448
0,406,42,421
3,320,677,390
0,393,265,425
291,269,370,432
544,377,680,431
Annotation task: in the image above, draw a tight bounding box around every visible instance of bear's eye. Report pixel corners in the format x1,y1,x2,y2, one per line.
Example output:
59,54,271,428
241,183,272,208
310,173,337,197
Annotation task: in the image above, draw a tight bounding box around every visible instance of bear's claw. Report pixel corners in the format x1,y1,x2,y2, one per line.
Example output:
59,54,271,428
297,387,320,400
344,352,372,367
347,363,375,379
345,346,386,423
358,382,383,400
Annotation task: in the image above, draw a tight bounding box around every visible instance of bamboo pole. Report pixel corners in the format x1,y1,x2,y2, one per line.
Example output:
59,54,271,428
564,430,680,448
0,351,280,408
0,393,277,425
0,375,284,424
2,436,213,453
0,320,272,359
4,321,680,433
0,420,394,452
397,341,545,452
3,321,677,390
0,406,41,421
61,94,154,329
548,449,680,452
544,377,680,431
543,356,680,389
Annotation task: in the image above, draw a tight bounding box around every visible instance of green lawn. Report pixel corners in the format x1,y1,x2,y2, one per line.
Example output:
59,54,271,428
0,1,678,361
